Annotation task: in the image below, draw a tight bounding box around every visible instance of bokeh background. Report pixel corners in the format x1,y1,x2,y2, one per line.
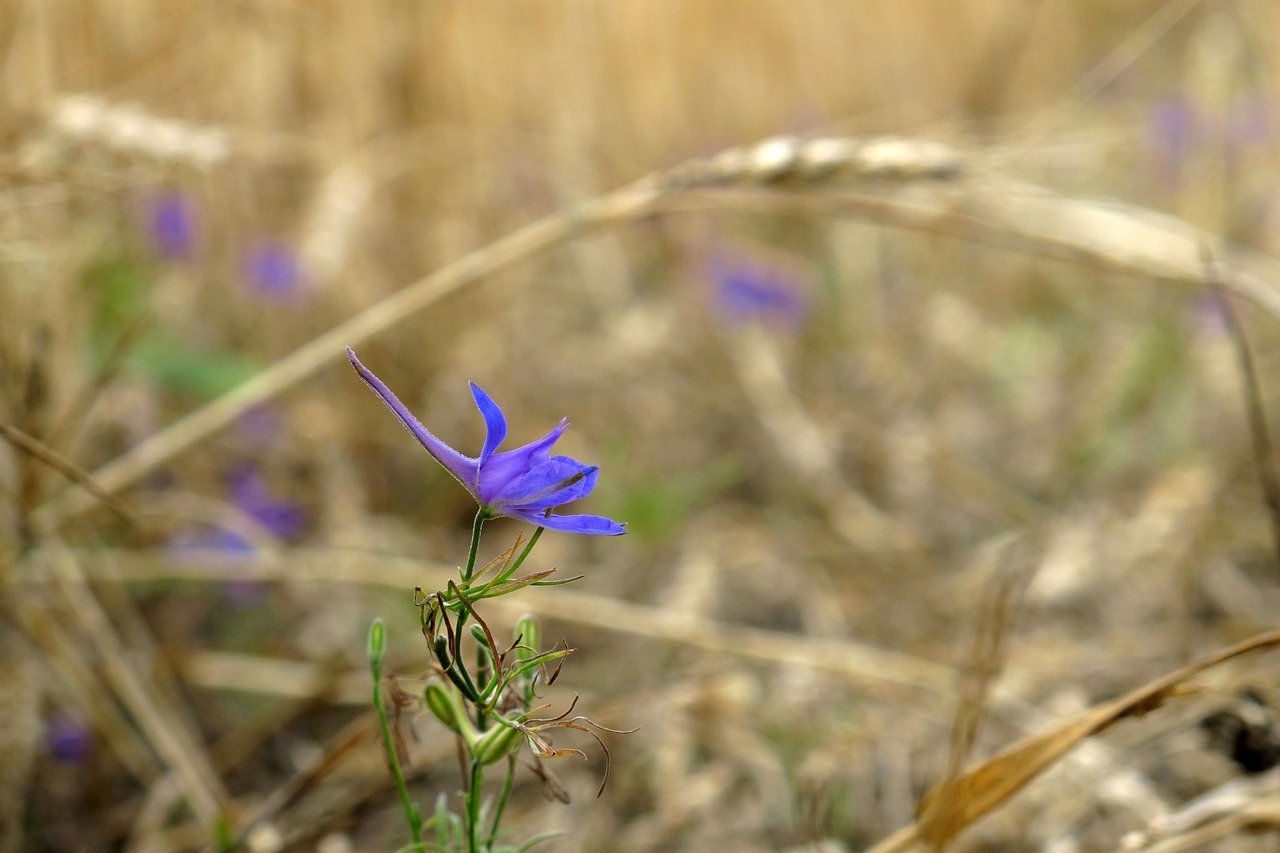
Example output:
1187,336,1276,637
7,1,1280,850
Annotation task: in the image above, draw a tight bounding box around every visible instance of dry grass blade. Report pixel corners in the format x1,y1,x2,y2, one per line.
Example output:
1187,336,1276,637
664,179,1280,316
30,545,956,701
0,420,135,527
1126,796,1280,853
24,544,229,828
721,325,917,553
1205,253,1280,566
0,628,40,853
227,712,378,852
924,539,1029,850
865,628,1280,853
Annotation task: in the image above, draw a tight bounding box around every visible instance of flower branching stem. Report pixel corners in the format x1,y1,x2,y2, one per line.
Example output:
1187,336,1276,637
347,363,628,851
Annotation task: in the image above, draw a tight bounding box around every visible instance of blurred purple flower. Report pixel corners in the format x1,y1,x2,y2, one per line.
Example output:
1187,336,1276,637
242,240,307,303
46,713,93,764
1190,292,1232,338
1226,95,1278,150
222,578,269,608
710,256,810,330
165,468,301,569
1147,94,1280,191
1148,97,1199,185
228,466,305,539
166,527,268,608
144,191,199,260
236,405,284,449
169,526,256,560
347,348,625,536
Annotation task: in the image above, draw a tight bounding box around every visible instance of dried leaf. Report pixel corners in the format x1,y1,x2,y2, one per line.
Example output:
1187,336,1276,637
865,628,1280,853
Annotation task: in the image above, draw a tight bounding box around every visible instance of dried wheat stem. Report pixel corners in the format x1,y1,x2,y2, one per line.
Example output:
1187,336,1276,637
0,420,135,527
31,137,1280,530
722,326,919,553
24,545,952,700
46,95,229,165
663,179,1280,316
33,544,229,826
21,605,159,781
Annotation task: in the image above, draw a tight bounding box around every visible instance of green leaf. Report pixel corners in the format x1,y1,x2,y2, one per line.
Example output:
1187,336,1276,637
129,337,261,397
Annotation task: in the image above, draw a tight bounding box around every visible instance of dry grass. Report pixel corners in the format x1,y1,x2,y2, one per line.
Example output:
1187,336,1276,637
7,1,1280,851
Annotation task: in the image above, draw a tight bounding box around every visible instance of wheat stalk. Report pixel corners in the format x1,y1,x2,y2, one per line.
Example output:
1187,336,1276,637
31,134,1280,531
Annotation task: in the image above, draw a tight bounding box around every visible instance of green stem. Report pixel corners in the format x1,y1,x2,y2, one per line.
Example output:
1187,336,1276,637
466,758,485,853
441,652,481,703
371,657,423,846
462,508,489,582
451,606,477,708
474,642,491,731
485,753,518,849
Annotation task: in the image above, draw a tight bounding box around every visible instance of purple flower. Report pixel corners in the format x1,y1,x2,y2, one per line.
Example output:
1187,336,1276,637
710,256,810,330
144,191,199,259
347,348,624,536
242,240,306,302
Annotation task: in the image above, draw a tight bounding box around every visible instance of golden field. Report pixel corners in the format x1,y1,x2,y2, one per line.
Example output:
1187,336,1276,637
6,1,1280,850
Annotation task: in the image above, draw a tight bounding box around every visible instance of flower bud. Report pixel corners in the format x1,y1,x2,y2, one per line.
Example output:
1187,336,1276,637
367,618,386,675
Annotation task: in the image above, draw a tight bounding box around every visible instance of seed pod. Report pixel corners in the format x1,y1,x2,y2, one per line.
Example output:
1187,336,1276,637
513,615,540,661
432,634,451,669
472,720,525,766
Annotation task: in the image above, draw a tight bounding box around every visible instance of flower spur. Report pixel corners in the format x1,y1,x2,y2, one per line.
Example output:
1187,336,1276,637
347,347,625,536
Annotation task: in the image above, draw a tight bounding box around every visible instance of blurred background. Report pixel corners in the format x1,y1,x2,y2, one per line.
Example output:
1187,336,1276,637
7,1,1280,850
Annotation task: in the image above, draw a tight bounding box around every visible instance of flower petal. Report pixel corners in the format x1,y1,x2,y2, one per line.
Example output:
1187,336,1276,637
347,348,479,493
470,383,507,468
475,419,568,505
490,458,598,511
520,459,600,510
509,509,626,536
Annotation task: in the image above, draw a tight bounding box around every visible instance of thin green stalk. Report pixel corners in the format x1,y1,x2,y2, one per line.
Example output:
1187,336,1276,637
462,508,489,582
485,753,519,849
466,759,485,853
369,620,423,847
451,607,477,712
213,815,234,853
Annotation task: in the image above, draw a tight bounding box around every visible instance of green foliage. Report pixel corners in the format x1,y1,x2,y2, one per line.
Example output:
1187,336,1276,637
128,338,260,397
